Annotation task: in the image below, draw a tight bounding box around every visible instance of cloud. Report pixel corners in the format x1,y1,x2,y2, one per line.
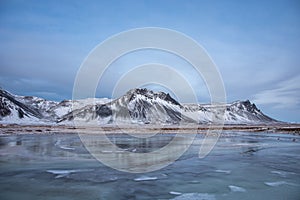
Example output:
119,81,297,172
253,75,300,109
0,76,70,101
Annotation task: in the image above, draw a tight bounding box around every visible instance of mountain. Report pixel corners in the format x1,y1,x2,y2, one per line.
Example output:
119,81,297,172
0,88,278,125
0,89,43,123
58,88,277,125
0,88,110,124
58,88,195,124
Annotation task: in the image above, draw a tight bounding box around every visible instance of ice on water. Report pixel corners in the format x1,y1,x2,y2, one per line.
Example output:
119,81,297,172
0,131,299,200
171,193,216,200
134,176,158,181
228,185,246,192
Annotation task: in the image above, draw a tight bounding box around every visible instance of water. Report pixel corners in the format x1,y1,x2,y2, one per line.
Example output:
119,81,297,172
0,132,299,200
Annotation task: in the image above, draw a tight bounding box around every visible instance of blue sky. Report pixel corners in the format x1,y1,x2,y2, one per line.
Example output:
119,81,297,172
0,0,299,122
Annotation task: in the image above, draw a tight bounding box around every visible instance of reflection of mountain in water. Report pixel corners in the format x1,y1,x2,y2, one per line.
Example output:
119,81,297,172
108,134,175,153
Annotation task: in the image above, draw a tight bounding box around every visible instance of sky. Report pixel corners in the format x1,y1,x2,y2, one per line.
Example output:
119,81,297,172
0,0,299,122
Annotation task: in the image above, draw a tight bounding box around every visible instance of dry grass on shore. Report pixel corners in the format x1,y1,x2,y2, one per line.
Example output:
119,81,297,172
0,123,300,135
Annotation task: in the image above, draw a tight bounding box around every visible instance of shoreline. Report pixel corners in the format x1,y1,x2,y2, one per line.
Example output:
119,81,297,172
1,123,300,135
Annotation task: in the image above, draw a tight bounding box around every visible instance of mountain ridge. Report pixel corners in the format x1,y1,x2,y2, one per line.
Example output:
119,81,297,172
0,88,279,125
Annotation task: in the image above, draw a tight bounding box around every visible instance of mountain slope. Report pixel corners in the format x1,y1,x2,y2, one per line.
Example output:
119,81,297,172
0,88,110,124
0,89,43,123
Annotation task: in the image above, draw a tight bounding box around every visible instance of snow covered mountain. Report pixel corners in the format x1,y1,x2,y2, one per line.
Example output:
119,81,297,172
59,88,277,125
58,88,195,124
0,88,278,125
0,88,43,123
0,88,110,124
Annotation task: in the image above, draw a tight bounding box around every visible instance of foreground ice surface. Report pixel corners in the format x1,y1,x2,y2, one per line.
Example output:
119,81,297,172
0,131,299,200
228,185,246,192
46,169,94,178
134,176,158,181
264,181,298,187
215,169,231,174
169,191,182,195
171,193,216,200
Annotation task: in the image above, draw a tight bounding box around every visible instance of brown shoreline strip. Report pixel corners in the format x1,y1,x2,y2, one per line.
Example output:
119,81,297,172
0,123,299,135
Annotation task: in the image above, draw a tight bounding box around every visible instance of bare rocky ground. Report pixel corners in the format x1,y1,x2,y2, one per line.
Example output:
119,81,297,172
0,123,299,135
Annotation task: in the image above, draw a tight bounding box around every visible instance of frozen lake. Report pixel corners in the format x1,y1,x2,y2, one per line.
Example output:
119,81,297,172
0,131,299,200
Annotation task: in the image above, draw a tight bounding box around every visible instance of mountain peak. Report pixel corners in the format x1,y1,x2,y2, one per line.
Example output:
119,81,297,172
231,100,260,113
127,88,181,106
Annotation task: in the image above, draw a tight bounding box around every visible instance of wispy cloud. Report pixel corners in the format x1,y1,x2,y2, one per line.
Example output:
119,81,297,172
253,75,300,109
